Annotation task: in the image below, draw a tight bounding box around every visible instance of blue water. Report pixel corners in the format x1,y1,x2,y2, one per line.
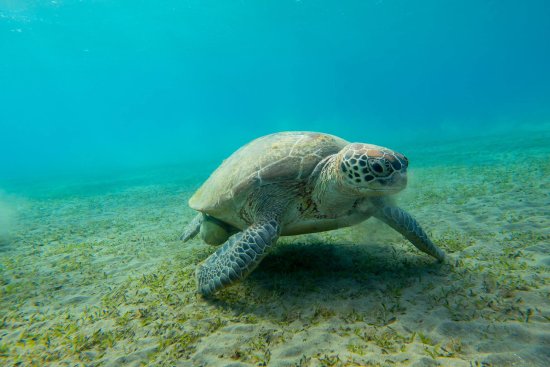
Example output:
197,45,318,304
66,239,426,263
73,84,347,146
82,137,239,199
1,1,549,182
2,3,550,365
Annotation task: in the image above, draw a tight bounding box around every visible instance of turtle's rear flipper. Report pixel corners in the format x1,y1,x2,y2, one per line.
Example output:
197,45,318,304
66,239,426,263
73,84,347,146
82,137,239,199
374,205,445,262
195,219,280,296
180,214,203,242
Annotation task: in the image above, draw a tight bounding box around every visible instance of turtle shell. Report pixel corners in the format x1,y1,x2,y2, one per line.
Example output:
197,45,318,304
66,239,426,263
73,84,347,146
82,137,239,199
189,131,348,218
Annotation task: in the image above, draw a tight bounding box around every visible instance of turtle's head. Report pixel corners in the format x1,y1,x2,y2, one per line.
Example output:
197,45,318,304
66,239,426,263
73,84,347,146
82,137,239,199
337,143,408,195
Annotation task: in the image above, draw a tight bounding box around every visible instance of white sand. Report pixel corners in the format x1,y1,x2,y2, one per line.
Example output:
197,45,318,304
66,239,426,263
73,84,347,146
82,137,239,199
0,130,548,366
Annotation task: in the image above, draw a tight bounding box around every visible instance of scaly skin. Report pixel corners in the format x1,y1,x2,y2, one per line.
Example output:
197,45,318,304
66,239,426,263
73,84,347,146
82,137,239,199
195,219,280,296
373,203,445,261
180,213,202,241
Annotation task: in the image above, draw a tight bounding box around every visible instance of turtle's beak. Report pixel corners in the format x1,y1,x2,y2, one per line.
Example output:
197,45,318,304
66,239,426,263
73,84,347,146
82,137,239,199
388,152,408,190
387,152,408,172
392,171,407,190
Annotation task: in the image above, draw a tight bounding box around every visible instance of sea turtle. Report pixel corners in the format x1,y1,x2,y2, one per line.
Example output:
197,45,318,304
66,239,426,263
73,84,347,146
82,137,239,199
181,131,445,296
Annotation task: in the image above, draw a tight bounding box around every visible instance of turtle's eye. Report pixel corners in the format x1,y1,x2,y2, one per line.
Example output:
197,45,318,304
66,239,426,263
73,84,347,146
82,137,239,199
369,159,391,177
372,162,383,173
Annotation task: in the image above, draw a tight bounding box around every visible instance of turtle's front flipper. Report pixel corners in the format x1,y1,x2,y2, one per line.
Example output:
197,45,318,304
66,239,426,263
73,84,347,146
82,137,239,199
373,205,445,262
180,214,203,242
195,219,280,296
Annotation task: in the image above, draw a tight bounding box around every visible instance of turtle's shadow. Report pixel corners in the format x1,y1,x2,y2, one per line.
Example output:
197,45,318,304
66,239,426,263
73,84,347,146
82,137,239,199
257,241,444,287
208,241,448,313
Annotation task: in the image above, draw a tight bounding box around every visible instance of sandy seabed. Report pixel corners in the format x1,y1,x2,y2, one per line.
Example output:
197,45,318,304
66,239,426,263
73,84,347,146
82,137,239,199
0,129,549,367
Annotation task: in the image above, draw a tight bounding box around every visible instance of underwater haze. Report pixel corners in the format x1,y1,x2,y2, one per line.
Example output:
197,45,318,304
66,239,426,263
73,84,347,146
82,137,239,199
1,0,550,181
1,1,550,367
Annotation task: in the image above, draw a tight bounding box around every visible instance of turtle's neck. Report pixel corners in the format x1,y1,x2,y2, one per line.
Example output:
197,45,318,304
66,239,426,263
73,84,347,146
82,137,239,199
311,155,359,214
